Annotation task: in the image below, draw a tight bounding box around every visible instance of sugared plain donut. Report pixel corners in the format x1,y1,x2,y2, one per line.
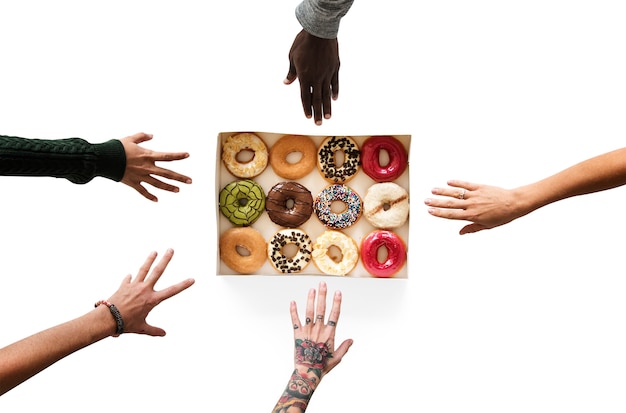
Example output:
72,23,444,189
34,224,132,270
220,227,267,274
266,182,313,228
360,230,407,278
313,184,362,230
361,136,408,182
219,179,266,226
267,229,312,274
363,182,409,229
311,230,359,276
317,136,361,183
269,135,317,180
222,132,269,178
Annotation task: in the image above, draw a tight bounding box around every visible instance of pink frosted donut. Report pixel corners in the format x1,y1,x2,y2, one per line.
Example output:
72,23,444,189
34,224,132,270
360,230,406,278
361,136,408,182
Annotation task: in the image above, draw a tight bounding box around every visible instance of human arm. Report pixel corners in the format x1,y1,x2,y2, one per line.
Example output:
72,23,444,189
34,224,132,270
0,248,195,396
424,147,626,234
272,281,353,413
285,0,354,125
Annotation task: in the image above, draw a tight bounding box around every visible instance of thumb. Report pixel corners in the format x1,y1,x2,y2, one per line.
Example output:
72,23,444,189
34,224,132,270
284,59,297,85
128,132,153,144
459,223,487,235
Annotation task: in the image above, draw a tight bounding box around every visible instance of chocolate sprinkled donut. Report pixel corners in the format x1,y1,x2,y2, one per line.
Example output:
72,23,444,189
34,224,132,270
266,182,313,228
317,136,361,183
267,229,313,274
314,184,362,230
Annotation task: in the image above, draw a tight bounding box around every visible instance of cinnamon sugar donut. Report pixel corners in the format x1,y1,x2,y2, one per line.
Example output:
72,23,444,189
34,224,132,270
317,136,360,183
220,227,267,274
311,230,359,276
269,135,317,180
222,132,269,178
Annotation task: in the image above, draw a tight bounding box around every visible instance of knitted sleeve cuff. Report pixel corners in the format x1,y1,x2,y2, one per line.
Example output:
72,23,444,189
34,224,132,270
92,139,127,182
295,0,354,39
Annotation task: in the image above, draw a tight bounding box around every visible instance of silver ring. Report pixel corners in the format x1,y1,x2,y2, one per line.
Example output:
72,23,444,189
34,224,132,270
458,189,466,200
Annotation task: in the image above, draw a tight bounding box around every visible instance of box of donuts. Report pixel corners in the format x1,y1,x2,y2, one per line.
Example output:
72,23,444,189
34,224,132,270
216,131,410,278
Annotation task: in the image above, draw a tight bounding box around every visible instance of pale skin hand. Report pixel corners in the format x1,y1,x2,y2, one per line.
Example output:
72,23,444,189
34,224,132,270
0,249,194,395
284,29,340,126
120,132,192,202
425,147,626,234
273,281,353,413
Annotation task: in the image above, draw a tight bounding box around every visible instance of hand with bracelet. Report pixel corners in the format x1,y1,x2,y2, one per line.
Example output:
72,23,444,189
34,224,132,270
0,249,194,396
273,281,353,413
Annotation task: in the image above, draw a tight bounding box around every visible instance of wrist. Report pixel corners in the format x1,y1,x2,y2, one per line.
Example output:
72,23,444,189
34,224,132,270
94,300,125,337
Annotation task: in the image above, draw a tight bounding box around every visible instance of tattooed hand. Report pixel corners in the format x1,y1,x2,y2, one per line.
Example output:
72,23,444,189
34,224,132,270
273,281,353,413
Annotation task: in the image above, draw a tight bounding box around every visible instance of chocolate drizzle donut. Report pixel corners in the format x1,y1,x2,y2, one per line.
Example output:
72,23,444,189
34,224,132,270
317,136,361,183
268,229,312,274
266,182,313,228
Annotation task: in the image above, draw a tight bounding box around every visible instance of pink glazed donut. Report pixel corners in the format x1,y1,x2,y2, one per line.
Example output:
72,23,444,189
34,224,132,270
360,136,408,182
360,230,406,278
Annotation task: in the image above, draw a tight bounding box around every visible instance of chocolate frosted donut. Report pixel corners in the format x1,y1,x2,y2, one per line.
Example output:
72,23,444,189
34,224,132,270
266,182,313,228
317,136,361,183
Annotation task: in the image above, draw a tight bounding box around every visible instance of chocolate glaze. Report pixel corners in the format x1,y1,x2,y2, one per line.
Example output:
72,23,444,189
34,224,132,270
266,182,314,228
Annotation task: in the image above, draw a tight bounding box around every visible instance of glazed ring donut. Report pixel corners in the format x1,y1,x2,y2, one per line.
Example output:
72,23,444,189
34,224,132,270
222,132,269,178
269,135,317,180
361,136,408,182
360,230,407,278
266,182,313,228
220,227,267,274
363,182,409,229
219,179,266,226
317,136,361,183
314,184,362,230
312,230,359,276
268,229,313,274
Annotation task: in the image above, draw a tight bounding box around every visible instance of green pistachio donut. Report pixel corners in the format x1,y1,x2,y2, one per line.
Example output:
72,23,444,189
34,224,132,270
219,179,266,226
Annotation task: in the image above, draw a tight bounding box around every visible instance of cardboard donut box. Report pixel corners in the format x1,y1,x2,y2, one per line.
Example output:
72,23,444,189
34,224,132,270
216,132,411,278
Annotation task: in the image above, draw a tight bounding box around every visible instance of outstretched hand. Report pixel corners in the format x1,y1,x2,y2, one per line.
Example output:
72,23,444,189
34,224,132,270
120,133,192,202
107,249,195,336
425,179,528,235
285,30,340,126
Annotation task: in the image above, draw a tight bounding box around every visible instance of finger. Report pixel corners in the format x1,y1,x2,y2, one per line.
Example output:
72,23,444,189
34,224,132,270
150,166,192,184
311,84,323,125
460,223,488,235
314,281,327,324
145,248,175,286
331,70,339,100
322,80,332,120
150,151,190,162
154,277,195,303
446,180,480,191
290,300,302,331
284,59,297,85
326,290,342,329
423,197,465,210
143,176,181,194
426,207,470,221
140,323,166,337
134,251,158,282
128,132,153,144
325,338,353,374
131,183,158,202
300,82,313,119
430,187,469,200
305,288,316,327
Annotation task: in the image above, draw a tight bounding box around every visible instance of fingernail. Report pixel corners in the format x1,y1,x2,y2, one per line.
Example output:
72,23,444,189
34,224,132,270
428,208,436,214
186,178,192,184
424,198,432,205
324,114,331,119
315,120,322,126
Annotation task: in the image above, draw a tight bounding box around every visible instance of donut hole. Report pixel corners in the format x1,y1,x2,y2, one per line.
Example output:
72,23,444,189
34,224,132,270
378,149,390,167
333,150,345,167
236,149,255,163
330,200,346,213
238,198,249,207
285,198,295,210
376,244,389,263
282,243,298,259
383,202,391,211
327,245,343,263
235,245,251,257
286,151,303,164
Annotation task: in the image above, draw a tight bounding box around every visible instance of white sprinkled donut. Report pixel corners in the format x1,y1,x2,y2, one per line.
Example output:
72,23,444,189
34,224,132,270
363,182,409,229
267,229,312,274
311,230,359,276
314,184,362,230
222,132,269,178
317,136,361,183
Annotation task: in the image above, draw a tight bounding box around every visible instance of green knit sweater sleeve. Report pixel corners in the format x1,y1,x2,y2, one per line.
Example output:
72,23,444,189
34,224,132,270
0,135,127,184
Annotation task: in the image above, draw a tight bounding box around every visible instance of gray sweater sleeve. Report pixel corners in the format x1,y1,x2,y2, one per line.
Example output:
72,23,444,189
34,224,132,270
295,0,354,39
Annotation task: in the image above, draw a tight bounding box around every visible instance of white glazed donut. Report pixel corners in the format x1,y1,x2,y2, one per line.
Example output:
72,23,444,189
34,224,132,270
267,229,312,274
363,182,409,229
222,132,269,178
311,230,359,276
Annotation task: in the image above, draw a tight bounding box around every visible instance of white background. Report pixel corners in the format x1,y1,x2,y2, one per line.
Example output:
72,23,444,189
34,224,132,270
1,1,626,412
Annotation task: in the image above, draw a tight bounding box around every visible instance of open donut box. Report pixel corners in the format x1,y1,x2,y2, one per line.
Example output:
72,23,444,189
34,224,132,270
216,132,411,278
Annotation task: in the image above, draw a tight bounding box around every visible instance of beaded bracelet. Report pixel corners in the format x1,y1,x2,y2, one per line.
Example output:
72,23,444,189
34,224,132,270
94,300,125,336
